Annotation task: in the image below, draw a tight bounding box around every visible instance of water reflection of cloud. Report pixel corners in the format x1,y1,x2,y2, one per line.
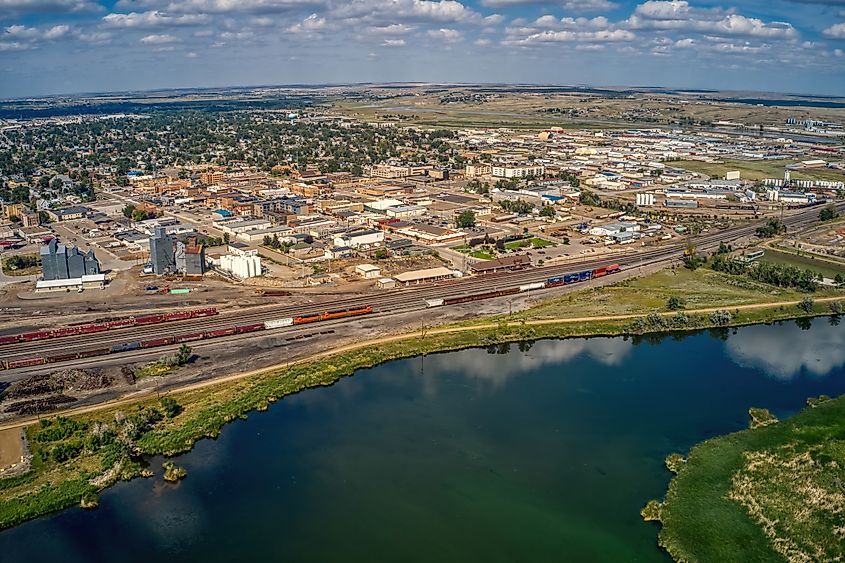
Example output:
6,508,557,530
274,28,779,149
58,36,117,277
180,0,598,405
422,337,633,387
725,322,845,380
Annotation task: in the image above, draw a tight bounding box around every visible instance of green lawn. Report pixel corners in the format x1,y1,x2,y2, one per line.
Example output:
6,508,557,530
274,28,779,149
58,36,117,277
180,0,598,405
504,238,555,251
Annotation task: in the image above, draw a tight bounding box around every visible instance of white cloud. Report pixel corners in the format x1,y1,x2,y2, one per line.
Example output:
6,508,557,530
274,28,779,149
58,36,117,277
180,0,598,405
139,32,177,43
102,11,211,28
824,22,845,38
474,37,491,45
287,12,327,32
627,1,798,39
480,0,618,11
725,322,845,380
505,28,635,44
0,0,100,16
381,38,405,46
368,23,416,34
427,27,462,41
116,0,325,14
331,0,480,25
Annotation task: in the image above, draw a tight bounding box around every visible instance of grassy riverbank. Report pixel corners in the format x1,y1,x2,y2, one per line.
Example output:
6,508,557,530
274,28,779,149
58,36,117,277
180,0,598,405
0,268,843,535
646,395,845,562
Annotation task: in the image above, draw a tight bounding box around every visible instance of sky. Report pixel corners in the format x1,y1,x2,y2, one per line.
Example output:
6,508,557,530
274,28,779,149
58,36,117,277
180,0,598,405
0,0,843,98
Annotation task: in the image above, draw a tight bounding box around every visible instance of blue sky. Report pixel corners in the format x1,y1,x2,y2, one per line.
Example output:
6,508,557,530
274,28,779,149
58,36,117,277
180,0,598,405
0,0,843,98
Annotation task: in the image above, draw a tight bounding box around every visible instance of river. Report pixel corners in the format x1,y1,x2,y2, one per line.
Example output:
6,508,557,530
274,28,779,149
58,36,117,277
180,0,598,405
2,320,845,562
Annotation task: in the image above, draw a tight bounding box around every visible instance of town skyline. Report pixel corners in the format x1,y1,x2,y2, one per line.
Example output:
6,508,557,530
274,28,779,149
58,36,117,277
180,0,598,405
0,0,844,98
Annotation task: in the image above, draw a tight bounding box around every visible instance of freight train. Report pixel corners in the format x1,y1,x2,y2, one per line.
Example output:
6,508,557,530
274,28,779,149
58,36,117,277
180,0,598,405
425,263,621,307
0,306,373,370
0,308,219,346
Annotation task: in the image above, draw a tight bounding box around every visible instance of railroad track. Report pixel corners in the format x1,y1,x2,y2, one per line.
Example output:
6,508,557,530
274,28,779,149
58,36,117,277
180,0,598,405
0,203,838,368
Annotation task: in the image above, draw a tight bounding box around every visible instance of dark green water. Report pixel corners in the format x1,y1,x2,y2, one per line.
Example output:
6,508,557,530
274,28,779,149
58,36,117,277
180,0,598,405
3,320,845,562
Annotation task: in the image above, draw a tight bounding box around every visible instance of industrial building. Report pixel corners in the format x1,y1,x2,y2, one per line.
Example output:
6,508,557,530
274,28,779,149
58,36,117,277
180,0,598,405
40,239,100,281
175,240,206,276
214,244,262,279
149,227,176,275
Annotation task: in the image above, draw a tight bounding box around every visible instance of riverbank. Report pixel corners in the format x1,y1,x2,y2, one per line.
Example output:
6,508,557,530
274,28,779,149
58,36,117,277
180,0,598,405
646,394,845,562
0,297,842,532
0,265,843,535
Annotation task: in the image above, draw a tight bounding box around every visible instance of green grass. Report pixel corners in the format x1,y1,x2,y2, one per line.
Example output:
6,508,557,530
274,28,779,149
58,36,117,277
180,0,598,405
673,159,845,183
652,395,845,562
504,238,555,251
758,248,845,280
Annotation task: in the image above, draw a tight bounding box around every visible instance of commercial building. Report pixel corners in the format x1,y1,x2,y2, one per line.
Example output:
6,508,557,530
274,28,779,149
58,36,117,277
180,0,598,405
355,264,382,279
45,206,89,222
334,229,385,248
491,164,545,179
40,239,100,281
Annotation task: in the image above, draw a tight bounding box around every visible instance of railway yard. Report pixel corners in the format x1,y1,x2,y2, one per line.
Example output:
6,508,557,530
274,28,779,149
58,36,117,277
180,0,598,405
1,201,840,422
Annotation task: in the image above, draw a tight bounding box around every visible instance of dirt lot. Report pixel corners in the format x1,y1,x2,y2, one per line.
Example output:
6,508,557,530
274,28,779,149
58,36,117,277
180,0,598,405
0,428,23,470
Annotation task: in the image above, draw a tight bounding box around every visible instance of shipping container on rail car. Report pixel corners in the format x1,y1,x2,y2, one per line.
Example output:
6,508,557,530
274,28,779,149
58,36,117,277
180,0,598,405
111,342,141,353
0,335,20,345
578,270,593,282
546,276,566,287
563,273,580,284
519,282,545,292
425,299,445,308
607,264,621,274
592,266,608,278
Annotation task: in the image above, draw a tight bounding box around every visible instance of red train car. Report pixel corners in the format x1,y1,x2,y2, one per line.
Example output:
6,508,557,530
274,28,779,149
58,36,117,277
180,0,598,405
174,332,205,344
234,323,266,334
140,337,175,348
7,357,47,369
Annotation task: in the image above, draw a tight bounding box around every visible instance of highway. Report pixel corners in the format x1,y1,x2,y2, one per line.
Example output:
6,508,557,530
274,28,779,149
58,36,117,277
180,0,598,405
0,202,840,372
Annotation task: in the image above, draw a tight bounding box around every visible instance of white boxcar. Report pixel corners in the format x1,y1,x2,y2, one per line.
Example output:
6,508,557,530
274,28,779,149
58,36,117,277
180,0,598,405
264,318,294,329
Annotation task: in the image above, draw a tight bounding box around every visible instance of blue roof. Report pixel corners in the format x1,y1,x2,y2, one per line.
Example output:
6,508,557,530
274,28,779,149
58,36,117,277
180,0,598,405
213,209,234,217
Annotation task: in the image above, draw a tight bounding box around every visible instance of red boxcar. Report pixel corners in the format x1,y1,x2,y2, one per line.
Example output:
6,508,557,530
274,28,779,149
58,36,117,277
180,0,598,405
7,357,47,369
0,335,21,345
140,337,175,348
206,327,237,338
174,332,204,343
234,323,266,334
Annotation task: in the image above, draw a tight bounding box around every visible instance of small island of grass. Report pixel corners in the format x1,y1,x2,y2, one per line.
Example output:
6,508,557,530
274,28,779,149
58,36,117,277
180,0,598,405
162,462,187,483
646,393,845,562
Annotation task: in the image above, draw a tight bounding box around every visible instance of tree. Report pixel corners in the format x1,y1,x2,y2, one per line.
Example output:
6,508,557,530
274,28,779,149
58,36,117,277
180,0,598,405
819,205,840,222
174,344,192,366
756,218,786,238
797,298,815,313
539,205,556,218
223,232,230,244
835,274,845,288
455,210,476,229
159,396,181,418
667,296,686,311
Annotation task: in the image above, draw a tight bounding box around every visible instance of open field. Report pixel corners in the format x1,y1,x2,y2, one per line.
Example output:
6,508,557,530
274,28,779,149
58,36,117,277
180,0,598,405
672,159,845,183
502,267,835,321
759,248,845,279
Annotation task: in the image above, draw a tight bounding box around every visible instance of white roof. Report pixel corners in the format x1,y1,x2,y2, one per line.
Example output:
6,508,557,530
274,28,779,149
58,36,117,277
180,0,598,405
394,267,456,283
356,264,381,272
35,273,106,289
